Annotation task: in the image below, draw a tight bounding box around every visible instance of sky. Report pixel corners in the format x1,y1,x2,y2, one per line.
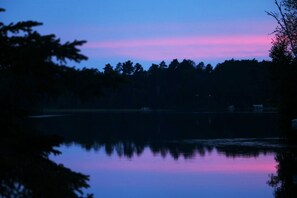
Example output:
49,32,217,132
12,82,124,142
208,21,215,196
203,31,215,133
2,0,278,70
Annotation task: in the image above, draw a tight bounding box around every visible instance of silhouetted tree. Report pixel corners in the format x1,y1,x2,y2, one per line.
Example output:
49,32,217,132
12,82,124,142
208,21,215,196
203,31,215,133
122,60,134,75
196,61,205,72
0,8,87,114
0,9,92,197
159,61,168,70
168,59,179,72
268,0,297,138
103,63,114,75
148,63,159,75
205,64,213,73
115,62,123,74
134,63,144,75
267,0,297,58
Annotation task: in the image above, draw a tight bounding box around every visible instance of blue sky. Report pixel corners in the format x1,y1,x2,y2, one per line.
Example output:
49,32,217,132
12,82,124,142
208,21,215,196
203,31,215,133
2,0,277,69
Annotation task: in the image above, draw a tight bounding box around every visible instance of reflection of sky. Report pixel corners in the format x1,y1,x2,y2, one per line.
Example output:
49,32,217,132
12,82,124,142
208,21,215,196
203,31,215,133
51,144,276,198
2,0,277,69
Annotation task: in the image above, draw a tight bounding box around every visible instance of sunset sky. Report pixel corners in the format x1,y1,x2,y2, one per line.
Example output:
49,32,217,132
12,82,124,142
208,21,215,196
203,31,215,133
2,0,278,69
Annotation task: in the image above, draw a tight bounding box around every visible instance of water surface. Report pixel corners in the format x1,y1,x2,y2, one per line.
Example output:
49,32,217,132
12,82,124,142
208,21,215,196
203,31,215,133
51,143,276,198
32,112,296,197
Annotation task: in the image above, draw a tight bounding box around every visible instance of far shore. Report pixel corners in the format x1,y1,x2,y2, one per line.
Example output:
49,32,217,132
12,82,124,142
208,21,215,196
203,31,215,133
42,108,279,114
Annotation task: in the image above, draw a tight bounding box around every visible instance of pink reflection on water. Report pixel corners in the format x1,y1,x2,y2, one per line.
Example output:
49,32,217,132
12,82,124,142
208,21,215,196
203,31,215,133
52,145,276,174
51,144,276,197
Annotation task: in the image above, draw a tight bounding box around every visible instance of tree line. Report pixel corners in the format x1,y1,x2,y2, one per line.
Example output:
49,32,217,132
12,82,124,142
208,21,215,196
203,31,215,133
79,59,275,111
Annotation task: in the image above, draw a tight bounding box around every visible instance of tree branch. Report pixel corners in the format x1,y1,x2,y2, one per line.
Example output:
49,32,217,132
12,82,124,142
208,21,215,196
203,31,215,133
275,0,297,56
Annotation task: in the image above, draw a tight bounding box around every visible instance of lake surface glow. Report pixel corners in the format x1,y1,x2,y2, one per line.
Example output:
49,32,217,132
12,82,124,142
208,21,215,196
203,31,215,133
51,143,276,198
32,112,294,197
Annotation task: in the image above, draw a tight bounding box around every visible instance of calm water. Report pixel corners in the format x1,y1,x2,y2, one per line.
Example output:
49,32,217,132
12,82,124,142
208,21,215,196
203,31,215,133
50,143,276,198
32,112,297,197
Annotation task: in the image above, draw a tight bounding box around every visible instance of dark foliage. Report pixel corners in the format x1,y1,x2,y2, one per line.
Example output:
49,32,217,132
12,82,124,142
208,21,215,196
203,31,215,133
0,9,93,197
268,150,297,197
268,0,297,138
90,59,275,111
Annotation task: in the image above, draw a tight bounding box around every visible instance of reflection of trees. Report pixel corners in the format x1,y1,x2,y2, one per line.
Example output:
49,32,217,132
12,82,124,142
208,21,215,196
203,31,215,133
104,141,145,158
0,134,92,198
268,149,297,197
69,138,280,160
1,103,92,196
34,111,282,160
149,142,214,160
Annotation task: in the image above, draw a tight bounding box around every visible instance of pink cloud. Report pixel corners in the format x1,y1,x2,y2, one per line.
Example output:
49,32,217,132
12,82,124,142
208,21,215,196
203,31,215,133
85,35,270,48
83,35,272,61
63,20,274,39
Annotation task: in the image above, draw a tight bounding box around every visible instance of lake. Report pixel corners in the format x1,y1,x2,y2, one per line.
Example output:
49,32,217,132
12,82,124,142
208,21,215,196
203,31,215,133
32,111,297,197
